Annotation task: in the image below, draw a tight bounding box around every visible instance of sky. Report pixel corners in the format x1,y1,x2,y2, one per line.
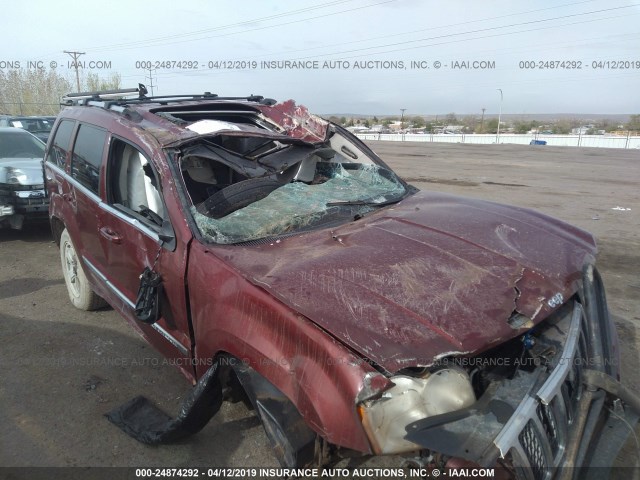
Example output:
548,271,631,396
2,0,639,115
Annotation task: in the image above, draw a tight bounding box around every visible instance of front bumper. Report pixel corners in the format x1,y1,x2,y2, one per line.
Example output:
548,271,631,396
404,267,638,479
0,185,48,227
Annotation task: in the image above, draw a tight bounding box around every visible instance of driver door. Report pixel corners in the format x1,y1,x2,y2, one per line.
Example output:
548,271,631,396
97,135,194,376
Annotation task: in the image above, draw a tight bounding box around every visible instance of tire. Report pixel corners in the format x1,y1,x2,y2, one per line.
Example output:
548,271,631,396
60,228,106,311
197,177,282,219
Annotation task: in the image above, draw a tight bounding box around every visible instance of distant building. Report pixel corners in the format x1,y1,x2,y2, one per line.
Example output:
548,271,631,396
346,126,372,134
571,125,595,135
433,125,464,134
389,121,404,132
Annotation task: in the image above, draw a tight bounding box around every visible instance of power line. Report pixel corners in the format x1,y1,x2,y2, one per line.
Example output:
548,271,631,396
30,1,356,60
86,0,397,52
82,0,356,51
323,11,639,61
137,3,635,74
143,13,638,82
90,4,639,95
285,4,640,62
30,0,599,61
226,0,603,62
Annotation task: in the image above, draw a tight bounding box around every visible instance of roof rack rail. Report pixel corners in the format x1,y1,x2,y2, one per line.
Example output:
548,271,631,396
60,84,277,109
115,92,277,106
61,84,148,105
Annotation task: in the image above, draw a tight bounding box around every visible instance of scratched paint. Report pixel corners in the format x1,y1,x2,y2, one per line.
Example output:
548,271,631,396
221,190,597,372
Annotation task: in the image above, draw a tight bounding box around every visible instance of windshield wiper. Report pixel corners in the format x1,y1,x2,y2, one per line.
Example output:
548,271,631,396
326,196,404,208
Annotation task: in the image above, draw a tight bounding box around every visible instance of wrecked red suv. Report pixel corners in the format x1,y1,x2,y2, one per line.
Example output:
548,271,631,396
45,86,638,476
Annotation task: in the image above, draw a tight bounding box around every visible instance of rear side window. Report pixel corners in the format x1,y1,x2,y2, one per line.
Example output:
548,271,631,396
47,120,75,168
71,124,107,194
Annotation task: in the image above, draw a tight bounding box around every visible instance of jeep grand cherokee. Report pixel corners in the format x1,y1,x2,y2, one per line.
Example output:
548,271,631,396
45,86,639,478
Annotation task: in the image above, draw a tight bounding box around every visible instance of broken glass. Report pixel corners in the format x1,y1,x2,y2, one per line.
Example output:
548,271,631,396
192,163,406,244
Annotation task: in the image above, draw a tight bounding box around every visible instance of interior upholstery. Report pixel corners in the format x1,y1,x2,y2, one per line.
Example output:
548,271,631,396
117,144,164,218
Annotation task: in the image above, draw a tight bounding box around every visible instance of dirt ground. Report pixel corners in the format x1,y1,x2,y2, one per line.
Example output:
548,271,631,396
0,141,638,471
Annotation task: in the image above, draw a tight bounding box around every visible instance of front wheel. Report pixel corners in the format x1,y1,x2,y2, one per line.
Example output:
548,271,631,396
60,228,106,311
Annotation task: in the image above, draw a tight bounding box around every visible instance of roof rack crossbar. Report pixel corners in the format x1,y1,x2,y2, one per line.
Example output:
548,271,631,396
61,84,148,105
64,87,139,99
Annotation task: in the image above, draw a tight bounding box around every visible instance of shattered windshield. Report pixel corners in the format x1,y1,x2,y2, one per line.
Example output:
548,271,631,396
190,161,406,244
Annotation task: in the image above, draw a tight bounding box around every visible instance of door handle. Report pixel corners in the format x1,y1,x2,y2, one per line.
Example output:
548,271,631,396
99,226,123,244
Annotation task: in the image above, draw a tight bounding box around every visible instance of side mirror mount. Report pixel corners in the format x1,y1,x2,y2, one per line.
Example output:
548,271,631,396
159,221,176,251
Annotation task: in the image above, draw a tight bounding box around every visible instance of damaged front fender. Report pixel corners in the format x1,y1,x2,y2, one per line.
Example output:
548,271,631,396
229,358,319,468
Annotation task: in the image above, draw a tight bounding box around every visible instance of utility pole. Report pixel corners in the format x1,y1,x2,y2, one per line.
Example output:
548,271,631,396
400,108,406,132
64,50,86,92
496,89,503,143
146,68,157,96
480,108,486,133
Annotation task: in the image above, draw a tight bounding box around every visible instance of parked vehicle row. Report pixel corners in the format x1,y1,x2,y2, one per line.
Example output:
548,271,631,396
0,115,57,142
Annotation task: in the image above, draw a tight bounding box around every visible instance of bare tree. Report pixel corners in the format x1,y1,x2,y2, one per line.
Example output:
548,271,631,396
0,68,72,115
0,69,124,115
82,72,122,91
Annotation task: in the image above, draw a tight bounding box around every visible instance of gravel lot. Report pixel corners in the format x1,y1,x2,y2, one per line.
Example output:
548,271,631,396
1,141,638,470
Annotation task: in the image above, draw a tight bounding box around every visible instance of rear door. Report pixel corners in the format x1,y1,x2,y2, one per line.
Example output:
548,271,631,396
67,122,110,285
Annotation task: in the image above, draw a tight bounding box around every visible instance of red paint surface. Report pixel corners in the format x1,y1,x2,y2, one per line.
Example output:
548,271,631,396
219,191,596,372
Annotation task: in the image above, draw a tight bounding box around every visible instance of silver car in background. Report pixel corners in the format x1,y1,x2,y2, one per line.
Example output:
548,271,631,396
0,127,48,229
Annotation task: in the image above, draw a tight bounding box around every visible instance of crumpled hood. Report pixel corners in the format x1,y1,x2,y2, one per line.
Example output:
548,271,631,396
0,158,45,185
221,191,597,372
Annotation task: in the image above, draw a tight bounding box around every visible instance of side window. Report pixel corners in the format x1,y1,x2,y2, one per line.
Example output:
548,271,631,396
71,124,107,194
46,120,75,169
109,138,164,222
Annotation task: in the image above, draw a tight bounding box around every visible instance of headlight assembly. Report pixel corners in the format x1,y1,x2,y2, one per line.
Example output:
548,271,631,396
358,367,476,454
5,167,28,185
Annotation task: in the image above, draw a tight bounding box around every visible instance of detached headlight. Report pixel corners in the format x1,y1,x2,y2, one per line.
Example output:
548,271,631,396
358,367,475,454
5,167,28,185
